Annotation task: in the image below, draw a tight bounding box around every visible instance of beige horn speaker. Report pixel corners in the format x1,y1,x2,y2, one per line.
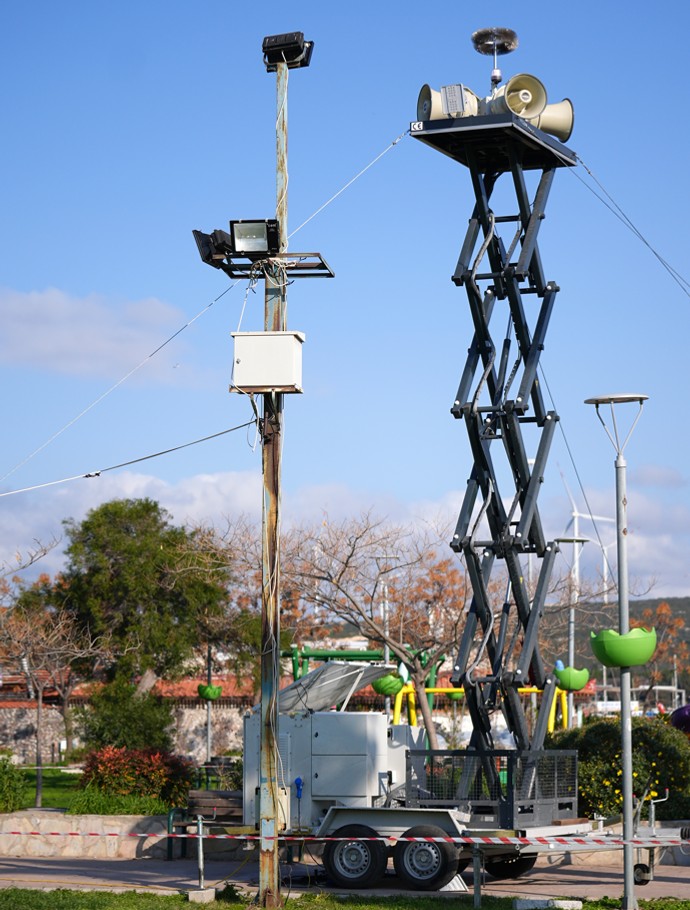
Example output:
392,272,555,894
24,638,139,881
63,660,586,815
532,98,574,143
417,84,444,121
488,72,547,119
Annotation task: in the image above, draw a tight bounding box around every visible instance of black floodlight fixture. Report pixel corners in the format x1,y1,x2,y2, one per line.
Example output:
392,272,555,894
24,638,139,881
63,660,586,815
262,32,313,72
230,219,280,259
194,218,332,279
193,228,233,269
193,220,280,272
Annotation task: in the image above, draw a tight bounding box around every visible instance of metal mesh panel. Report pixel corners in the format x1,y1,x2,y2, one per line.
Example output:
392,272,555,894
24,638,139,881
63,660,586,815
406,749,577,828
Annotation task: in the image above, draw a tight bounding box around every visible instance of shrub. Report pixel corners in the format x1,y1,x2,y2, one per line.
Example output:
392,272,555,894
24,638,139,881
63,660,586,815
217,757,243,791
547,715,690,819
0,758,27,813
78,677,174,752
68,786,168,816
80,746,195,808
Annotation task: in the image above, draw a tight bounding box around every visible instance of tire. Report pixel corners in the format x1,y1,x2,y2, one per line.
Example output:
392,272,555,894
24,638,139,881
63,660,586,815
456,857,470,875
634,863,652,885
485,853,537,880
393,824,460,891
322,824,388,889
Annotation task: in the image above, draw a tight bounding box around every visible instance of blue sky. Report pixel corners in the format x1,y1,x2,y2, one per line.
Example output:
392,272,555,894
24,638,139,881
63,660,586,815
1,1,689,598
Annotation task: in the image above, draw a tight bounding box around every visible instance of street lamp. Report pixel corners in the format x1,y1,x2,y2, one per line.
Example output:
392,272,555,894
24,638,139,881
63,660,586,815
585,392,648,910
375,554,400,721
599,540,616,706
557,534,589,727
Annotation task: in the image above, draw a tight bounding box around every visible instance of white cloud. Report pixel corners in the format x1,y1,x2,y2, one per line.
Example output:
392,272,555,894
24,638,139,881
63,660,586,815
0,287,185,380
631,463,687,489
0,471,687,599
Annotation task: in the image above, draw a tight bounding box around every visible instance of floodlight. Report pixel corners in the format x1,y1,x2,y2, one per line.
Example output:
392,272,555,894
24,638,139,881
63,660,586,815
194,219,332,278
262,32,313,72
193,220,280,271
192,229,232,269
230,219,280,258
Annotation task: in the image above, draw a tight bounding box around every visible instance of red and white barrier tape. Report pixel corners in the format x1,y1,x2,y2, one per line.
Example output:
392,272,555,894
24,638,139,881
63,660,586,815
3,830,689,848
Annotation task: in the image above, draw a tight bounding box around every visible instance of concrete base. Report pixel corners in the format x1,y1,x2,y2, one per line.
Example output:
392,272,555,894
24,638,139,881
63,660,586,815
187,887,217,903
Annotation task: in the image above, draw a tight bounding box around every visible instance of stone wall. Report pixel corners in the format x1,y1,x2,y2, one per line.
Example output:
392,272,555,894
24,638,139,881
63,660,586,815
0,705,66,764
0,808,253,860
173,705,245,762
0,809,169,859
0,703,247,763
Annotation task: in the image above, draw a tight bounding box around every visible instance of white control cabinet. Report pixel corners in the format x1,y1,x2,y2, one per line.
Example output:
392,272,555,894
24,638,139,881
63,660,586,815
231,331,305,393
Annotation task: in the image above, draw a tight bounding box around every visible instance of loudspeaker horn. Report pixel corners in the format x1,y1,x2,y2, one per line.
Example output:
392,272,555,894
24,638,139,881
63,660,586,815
531,98,574,143
417,84,480,121
417,84,444,121
488,72,547,119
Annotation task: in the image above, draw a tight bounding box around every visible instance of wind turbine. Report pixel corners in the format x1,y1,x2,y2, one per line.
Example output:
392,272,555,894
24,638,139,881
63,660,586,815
559,471,615,725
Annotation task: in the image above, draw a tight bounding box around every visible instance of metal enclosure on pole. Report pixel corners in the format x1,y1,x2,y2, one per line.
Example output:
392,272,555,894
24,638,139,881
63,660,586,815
258,60,288,910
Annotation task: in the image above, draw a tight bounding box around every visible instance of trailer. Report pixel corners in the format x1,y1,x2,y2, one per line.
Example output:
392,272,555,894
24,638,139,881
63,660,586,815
243,662,591,890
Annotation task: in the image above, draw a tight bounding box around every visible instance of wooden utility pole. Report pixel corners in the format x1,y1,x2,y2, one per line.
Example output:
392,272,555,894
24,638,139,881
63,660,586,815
258,58,288,910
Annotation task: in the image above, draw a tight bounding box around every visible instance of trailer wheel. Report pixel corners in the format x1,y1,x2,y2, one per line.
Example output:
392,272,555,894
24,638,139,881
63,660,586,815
485,853,537,880
322,824,388,888
393,825,459,891
634,863,652,885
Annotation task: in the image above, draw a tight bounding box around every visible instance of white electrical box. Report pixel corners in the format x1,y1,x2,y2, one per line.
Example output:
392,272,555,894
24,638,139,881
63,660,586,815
230,331,305,394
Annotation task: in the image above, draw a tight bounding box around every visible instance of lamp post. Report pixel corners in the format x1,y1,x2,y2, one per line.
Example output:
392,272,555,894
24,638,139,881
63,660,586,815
585,392,648,910
558,534,588,727
375,554,399,721
599,540,615,706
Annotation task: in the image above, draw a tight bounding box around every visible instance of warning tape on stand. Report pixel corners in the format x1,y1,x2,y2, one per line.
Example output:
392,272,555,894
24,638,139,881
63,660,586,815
4,830,689,849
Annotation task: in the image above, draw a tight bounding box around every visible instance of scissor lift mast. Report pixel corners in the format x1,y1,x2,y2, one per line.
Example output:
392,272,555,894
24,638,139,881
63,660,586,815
411,37,578,773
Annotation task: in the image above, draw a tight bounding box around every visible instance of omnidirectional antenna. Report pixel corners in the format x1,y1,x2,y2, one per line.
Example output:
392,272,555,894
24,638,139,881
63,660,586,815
471,27,518,91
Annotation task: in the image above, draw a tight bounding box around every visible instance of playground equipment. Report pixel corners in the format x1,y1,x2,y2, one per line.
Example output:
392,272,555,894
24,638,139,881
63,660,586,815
391,684,569,735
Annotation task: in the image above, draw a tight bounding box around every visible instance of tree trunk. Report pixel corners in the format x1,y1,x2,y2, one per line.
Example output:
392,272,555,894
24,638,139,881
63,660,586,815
61,699,74,758
135,668,158,696
413,674,440,750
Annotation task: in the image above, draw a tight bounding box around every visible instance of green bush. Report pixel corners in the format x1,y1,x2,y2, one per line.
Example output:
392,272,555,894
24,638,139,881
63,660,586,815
0,757,27,812
212,756,243,790
547,715,690,819
78,677,175,752
80,746,195,808
68,786,168,816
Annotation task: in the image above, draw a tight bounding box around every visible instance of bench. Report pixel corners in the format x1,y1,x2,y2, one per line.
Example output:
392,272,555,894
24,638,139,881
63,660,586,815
167,789,243,860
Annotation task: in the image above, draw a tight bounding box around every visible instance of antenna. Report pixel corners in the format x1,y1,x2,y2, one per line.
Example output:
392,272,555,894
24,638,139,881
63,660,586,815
471,27,518,91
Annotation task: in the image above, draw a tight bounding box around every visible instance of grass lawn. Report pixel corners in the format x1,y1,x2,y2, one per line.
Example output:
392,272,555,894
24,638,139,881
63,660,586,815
22,768,82,810
0,891,685,910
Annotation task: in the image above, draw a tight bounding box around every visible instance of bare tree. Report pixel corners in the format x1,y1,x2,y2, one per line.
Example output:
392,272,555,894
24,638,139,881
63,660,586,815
633,601,690,705
0,592,106,805
0,538,59,607
284,513,471,749
537,571,618,668
182,516,322,696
